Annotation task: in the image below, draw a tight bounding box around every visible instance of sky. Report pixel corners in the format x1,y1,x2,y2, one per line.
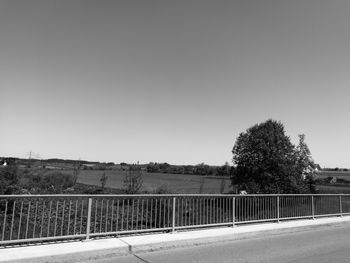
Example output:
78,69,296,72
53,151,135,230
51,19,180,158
1,0,349,168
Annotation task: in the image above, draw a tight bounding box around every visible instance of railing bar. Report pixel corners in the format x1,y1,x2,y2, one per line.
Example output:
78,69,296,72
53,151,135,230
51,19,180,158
126,199,130,230
17,201,24,240
121,199,124,231
94,199,98,233
2,201,8,241
131,199,134,231
115,199,119,232
194,198,197,225
157,199,160,229
67,200,72,235
100,199,104,233
47,200,52,237
79,200,84,234
251,197,253,221
228,197,230,222
180,198,183,227
220,198,223,223
105,200,109,233
54,201,58,237
210,198,213,224
164,199,167,228
60,200,65,237
187,199,190,226
206,198,208,224
168,198,171,228
9,201,16,240
25,201,31,239
136,199,139,230
110,200,114,232
199,198,202,225
33,201,38,238
196,198,199,225
140,199,144,230
86,198,92,240
73,200,77,235
145,199,148,230
218,198,221,223
154,199,158,229
176,198,179,227
160,199,164,228
39,201,45,238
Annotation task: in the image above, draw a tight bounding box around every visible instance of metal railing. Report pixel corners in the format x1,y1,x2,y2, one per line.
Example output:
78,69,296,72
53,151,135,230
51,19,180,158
0,194,349,245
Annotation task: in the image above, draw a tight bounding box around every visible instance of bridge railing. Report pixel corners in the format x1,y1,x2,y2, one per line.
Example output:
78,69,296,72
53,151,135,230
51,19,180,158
0,194,349,245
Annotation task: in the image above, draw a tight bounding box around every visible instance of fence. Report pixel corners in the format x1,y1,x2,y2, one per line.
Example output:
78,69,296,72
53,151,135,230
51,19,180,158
0,194,349,245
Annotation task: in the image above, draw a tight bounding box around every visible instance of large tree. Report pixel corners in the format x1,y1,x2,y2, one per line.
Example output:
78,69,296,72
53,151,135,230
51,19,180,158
231,119,312,194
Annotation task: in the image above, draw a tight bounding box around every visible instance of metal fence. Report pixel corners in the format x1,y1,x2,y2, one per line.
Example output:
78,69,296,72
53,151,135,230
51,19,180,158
0,194,349,245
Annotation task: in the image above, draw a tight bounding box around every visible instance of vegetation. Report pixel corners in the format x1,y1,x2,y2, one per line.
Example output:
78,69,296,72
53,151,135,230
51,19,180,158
231,119,316,194
0,160,20,195
100,172,108,192
123,164,143,194
146,162,232,177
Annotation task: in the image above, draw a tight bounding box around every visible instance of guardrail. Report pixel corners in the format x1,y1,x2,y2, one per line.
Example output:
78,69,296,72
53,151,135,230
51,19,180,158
0,194,349,245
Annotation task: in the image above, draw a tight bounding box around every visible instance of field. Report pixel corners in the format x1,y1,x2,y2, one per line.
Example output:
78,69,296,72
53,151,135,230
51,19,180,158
314,171,350,193
315,185,350,194
315,171,350,181
77,170,232,194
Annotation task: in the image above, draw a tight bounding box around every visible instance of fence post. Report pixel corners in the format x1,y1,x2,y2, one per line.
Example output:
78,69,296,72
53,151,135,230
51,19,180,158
172,197,176,233
86,198,92,240
339,195,343,217
277,196,280,223
311,196,315,220
232,197,236,227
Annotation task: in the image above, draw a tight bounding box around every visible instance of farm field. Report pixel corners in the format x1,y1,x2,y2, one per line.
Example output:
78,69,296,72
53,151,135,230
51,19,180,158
77,170,231,194
315,184,350,194
315,171,350,181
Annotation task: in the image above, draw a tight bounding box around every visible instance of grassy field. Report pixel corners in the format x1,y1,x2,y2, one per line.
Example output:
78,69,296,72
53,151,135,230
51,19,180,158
315,171,350,181
315,184,350,194
314,171,350,193
77,170,232,194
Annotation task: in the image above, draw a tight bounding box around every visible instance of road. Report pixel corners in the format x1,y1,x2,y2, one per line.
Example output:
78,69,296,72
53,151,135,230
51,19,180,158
86,223,350,263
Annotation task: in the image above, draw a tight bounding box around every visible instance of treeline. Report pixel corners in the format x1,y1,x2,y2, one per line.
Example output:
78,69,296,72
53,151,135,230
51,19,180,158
146,162,234,176
321,167,349,172
0,157,116,170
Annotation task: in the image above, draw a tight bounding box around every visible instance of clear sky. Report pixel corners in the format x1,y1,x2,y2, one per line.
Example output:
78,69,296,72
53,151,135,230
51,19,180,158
1,0,349,167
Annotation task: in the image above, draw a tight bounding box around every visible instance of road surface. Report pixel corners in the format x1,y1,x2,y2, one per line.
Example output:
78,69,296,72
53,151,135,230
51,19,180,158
86,223,350,263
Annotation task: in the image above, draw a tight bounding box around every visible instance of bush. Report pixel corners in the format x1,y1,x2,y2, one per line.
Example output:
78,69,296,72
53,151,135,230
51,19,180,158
0,164,20,194
28,172,76,194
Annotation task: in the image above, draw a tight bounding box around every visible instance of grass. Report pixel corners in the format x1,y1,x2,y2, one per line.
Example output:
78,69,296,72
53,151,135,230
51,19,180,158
77,170,232,194
315,171,350,180
315,184,350,194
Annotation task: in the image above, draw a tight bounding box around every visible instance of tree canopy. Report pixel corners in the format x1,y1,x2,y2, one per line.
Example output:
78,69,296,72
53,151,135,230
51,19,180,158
231,119,315,194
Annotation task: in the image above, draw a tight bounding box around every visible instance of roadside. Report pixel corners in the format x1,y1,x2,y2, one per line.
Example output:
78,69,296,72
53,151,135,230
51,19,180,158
1,216,350,263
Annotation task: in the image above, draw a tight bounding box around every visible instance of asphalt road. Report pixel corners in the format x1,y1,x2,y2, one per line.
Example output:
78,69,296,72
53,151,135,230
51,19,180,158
86,223,350,263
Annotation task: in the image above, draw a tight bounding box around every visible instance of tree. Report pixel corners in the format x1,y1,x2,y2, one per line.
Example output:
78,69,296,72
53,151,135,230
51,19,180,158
123,164,143,194
295,134,316,192
100,172,108,192
0,161,20,195
231,119,310,194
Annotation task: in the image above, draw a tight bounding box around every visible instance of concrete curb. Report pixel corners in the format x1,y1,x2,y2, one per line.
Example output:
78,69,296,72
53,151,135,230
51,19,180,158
1,216,350,263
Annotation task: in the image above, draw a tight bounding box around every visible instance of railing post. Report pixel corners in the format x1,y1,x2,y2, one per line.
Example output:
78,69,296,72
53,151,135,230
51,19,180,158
86,198,92,240
277,196,280,223
311,196,315,220
339,195,343,217
172,197,176,233
232,197,236,227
